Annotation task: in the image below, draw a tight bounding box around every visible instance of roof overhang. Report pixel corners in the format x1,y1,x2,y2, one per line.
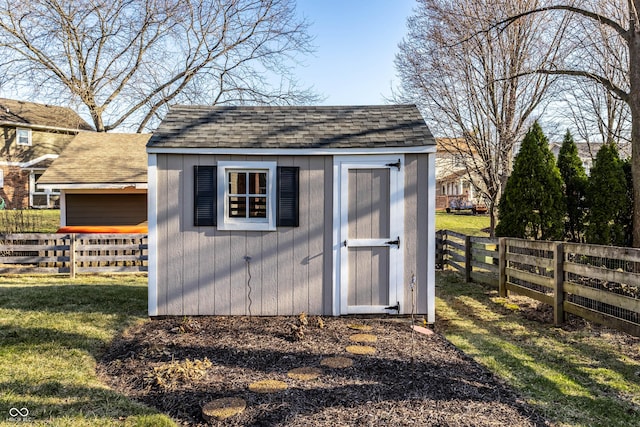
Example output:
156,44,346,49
0,154,59,168
0,121,91,134
37,182,147,190
146,145,437,156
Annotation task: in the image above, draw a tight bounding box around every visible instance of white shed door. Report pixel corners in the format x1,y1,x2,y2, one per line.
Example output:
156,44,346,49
338,158,404,314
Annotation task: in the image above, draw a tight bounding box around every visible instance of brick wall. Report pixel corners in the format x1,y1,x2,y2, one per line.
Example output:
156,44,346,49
0,166,29,209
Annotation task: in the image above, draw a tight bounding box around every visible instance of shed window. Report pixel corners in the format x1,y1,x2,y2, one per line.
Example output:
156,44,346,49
16,128,32,146
194,162,299,230
228,171,268,219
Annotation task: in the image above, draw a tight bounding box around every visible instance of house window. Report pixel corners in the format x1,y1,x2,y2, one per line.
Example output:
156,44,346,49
16,128,32,146
218,161,277,231
194,162,299,230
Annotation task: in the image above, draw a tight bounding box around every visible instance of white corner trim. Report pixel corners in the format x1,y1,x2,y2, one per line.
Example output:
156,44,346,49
332,160,341,316
59,192,66,227
147,154,158,317
427,152,436,323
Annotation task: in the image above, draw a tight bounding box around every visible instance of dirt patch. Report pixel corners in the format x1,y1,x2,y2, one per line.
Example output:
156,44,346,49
98,316,549,426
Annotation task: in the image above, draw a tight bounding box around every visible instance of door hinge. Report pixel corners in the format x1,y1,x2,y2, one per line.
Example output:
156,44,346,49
385,236,400,248
385,159,401,171
385,302,400,314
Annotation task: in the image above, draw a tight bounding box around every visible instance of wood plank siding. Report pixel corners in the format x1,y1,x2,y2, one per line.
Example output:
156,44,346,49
154,153,432,316
405,154,430,314
65,193,147,226
154,154,332,316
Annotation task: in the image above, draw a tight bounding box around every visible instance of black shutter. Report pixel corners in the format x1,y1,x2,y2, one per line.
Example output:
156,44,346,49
277,166,299,227
194,165,216,226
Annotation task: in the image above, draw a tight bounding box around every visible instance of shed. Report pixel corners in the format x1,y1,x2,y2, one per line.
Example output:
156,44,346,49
38,132,150,229
147,105,437,320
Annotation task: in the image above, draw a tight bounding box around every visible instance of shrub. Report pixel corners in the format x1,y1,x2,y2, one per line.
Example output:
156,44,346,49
495,122,564,240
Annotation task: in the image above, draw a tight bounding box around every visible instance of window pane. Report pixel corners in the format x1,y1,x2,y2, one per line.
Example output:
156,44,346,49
228,196,247,217
228,171,246,194
249,172,267,194
17,129,30,145
249,197,267,218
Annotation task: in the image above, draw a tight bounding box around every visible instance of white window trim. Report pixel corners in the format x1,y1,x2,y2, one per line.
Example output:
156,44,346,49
16,127,32,146
217,161,277,231
0,169,3,188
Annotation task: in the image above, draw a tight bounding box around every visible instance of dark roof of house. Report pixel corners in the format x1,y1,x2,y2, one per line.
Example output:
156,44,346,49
0,98,94,131
147,105,434,149
38,132,149,185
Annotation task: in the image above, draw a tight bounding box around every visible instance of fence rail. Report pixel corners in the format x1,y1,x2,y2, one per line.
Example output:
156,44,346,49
436,230,640,337
0,233,148,276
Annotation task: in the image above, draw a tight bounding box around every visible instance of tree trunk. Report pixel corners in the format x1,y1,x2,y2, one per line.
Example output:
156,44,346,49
630,20,640,247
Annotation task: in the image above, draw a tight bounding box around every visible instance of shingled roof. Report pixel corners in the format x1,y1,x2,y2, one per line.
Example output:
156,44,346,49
38,132,149,187
0,98,93,131
147,105,434,149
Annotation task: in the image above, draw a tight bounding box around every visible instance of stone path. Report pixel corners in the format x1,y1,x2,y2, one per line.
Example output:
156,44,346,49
202,321,380,421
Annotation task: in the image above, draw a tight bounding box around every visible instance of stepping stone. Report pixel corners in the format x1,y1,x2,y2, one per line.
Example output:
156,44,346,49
347,323,372,332
287,366,323,381
349,333,377,343
320,356,354,368
202,397,246,421
345,345,376,355
248,379,288,393
411,325,434,336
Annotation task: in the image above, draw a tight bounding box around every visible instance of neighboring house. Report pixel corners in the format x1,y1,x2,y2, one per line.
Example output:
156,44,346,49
435,138,483,210
146,105,437,319
0,98,94,209
549,141,631,176
37,132,149,228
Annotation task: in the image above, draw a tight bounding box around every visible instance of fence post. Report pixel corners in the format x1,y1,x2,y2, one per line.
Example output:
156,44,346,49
465,235,472,283
435,230,444,269
553,242,565,326
69,233,76,279
498,237,507,297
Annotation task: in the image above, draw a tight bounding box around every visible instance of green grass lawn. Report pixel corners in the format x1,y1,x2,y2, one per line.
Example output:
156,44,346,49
0,209,61,233
435,211,490,236
436,271,640,427
0,275,175,426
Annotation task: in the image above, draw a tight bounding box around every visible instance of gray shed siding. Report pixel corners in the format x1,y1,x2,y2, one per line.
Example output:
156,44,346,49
154,152,432,316
404,154,431,314
155,154,332,316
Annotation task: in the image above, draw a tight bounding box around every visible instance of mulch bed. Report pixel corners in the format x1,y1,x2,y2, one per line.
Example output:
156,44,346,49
98,316,550,426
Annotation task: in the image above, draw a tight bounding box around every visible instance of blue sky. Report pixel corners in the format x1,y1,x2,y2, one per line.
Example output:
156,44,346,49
295,0,415,105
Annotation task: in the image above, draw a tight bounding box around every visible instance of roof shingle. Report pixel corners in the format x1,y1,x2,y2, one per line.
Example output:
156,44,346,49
38,132,149,185
0,98,93,131
147,105,434,149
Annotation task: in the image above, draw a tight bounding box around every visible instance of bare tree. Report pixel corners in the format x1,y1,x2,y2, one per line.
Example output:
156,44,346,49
395,0,567,234
491,1,640,246
0,0,317,132
561,79,631,149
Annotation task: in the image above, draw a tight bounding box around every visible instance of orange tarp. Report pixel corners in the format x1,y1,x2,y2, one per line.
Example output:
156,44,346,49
56,225,148,234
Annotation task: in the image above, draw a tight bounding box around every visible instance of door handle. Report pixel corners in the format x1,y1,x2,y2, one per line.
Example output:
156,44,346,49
385,236,400,248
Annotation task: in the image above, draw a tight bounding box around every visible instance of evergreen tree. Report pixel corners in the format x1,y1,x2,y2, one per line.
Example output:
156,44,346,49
557,130,588,242
586,144,628,246
496,122,564,240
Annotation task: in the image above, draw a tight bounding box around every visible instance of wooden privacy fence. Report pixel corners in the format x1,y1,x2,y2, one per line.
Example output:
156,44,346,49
0,233,148,277
436,230,640,337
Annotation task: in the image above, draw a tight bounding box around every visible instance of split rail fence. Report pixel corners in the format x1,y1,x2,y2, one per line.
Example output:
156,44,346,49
437,230,640,337
0,233,148,277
